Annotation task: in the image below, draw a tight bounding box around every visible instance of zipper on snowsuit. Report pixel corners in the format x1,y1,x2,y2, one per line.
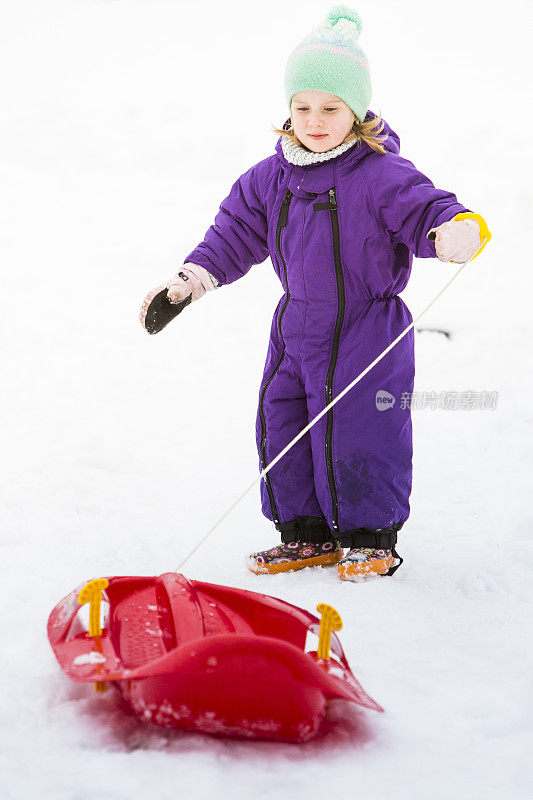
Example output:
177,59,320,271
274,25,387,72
324,187,345,532
257,188,293,524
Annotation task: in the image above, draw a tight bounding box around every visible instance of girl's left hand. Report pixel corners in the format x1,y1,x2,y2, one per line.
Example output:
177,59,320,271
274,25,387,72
428,218,481,263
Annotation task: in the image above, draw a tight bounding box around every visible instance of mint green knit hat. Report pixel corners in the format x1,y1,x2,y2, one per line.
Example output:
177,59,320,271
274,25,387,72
284,5,371,124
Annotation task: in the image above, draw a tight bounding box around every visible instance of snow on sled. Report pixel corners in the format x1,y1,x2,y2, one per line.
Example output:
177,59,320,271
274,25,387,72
48,572,383,742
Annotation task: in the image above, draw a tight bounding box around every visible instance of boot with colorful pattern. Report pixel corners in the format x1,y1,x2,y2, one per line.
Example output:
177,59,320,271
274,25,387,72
247,540,343,575
337,548,395,580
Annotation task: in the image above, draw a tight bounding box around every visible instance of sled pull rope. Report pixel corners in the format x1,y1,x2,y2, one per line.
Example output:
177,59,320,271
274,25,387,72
316,604,343,660
176,245,487,572
77,578,109,692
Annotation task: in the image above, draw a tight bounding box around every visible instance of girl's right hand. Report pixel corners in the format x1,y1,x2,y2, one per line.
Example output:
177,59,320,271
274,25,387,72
139,263,218,335
167,264,218,303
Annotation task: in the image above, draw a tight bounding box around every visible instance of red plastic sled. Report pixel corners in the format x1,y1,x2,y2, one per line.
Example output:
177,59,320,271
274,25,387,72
48,573,383,742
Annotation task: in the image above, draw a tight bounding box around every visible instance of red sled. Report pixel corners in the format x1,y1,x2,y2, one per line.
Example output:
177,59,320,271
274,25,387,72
47,572,383,742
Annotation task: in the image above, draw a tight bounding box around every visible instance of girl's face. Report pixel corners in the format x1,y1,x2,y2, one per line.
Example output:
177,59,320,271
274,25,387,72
290,90,356,153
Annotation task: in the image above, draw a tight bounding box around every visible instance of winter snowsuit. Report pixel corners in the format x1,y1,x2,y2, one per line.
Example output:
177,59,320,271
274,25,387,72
185,113,470,549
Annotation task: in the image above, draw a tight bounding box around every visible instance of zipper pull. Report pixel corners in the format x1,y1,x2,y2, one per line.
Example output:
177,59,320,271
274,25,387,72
279,190,292,228
328,188,337,209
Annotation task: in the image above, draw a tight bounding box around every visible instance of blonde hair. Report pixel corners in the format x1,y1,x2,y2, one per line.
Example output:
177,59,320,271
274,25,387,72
271,112,388,156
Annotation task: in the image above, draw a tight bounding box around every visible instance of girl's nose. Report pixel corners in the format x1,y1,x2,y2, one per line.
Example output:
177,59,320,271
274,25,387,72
309,114,324,129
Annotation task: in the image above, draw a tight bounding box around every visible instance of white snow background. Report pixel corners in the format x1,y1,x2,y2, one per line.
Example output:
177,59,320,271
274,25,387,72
1,1,532,798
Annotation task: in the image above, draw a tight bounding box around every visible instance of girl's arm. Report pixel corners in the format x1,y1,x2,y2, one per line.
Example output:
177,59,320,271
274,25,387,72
360,153,477,259
140,161,272,335
183,161,272,285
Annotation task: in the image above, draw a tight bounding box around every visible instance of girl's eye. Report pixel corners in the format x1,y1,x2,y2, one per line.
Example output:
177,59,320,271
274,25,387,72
296,107,338,112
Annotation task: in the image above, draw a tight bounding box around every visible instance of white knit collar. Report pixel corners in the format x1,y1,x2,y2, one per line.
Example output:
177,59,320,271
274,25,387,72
280,134,360,166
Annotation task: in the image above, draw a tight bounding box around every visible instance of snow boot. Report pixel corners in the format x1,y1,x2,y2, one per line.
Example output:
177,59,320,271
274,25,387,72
337,548,397,580
247,541,343,575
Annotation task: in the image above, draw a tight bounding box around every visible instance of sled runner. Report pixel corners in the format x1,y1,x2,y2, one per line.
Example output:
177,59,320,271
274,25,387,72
48,573,383,742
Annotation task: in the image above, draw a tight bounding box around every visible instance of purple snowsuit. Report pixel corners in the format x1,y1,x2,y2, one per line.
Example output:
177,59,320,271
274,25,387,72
185,114,470,549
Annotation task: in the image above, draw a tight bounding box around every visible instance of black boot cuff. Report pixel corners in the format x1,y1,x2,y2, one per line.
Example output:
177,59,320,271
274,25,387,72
276,516,335,545
334,521,405,550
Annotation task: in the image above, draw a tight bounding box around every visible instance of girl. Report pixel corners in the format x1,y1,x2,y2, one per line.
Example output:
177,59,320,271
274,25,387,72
140,6,490,581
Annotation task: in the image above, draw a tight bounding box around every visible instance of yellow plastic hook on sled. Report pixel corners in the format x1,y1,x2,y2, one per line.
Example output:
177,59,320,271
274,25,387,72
77,578,109,692
316,604,343,660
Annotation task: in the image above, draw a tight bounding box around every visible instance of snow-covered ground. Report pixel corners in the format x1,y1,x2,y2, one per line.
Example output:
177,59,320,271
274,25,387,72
1,1,532,798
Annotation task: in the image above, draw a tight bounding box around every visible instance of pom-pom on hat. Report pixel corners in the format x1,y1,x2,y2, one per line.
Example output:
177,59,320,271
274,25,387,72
284,5,371,124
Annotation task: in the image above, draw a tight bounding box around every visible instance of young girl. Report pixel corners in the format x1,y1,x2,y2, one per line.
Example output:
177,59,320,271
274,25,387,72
140,6,490,581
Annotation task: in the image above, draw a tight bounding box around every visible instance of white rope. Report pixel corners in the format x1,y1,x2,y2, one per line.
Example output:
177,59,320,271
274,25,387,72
175,244,485,571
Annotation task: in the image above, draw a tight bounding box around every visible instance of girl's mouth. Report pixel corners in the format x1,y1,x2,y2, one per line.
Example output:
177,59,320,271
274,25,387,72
308,134,328,139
